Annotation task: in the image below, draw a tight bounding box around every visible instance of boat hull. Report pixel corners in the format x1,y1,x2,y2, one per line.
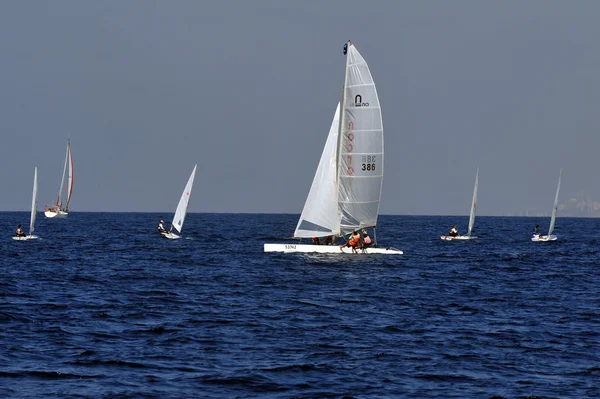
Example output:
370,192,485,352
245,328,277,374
45,210,68,218
264,243,403,255
440,235,477,241
531,235,557,242
161,232,181,240
12,235,38,241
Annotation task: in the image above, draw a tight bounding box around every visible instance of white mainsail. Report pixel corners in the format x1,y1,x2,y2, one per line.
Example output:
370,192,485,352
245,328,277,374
294,42,384,237
548,169,562,237
171,165,197,234
467,168,479,237
337,42,384,234
53,139,74,211
294,104,341,238
30,167,38,235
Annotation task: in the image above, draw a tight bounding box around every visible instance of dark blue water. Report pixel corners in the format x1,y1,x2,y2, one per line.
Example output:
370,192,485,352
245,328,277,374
1,213,599,398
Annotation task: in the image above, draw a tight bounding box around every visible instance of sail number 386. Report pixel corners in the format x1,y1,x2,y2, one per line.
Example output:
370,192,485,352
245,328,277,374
362,155,376,172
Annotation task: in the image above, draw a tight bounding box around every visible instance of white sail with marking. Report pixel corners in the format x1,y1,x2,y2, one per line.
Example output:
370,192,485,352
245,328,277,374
467,168,479,236
548,169,562,237
171,165,197,234
294,104,341,238
337,43,384,234
30,167,38,235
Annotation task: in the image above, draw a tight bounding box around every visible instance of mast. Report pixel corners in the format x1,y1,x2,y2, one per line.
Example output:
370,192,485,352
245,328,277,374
335,40,351,234
65,139,74,211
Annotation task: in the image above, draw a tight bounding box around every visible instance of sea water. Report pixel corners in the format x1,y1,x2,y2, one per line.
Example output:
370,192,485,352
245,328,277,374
1,212,598,398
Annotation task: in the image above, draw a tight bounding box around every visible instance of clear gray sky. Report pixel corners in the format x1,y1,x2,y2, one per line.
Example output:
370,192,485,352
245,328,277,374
1,1,599,215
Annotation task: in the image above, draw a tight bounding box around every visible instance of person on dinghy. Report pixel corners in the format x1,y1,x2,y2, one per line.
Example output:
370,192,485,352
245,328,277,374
158,220,167,234
340,231,361,253
449,225,459,237
533,224,541,237
15,224,26,237
361,230,372,250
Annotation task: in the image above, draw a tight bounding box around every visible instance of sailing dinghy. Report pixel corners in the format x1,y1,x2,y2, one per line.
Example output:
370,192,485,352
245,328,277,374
264,41,402,255
532,169,562,242
162,165,197,240
45,139,73,218
441,168,479,241
13,167,39,241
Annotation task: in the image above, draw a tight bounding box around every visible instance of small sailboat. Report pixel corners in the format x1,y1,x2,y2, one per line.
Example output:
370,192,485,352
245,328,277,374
45,139,74,218
532,169,562,242
441,168,479,241
264,41,402,255
161,165,197,240
13,167,39,241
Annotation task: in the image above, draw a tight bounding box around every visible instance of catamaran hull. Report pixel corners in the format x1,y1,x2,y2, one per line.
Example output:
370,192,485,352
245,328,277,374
161,232,181,240
440,235,477,241
12,235,38,241
45,210,68,218
264,243,403,255
531,235,557,242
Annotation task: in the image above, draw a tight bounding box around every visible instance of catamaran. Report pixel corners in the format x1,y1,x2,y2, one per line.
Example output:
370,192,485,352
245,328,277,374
441,168,479,241
45,139,73,218
532,169,562,242
13,167,39,241
161,165,197,239
264,41,402,255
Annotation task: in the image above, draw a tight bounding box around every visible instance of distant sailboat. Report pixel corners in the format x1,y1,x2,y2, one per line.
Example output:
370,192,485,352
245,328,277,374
441,168,479,241
264,41,402,255
162,165,197,240
45,139,73,218
532,169,562,242
13,167,39,241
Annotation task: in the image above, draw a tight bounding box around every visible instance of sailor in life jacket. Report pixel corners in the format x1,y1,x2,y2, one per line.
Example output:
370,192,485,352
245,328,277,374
158,220,167,234
533,224,541,237
449,225,459,237
15,224,26,237
361,230,372,249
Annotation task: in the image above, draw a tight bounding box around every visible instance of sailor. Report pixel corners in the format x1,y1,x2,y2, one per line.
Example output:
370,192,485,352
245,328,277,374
361,229,372,250
15,224,26,237
340,231,361,253
158,220,167,234
533,224,541,237
449,225,459,237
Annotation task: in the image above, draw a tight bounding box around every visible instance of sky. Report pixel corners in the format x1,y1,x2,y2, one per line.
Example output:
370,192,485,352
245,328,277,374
1,1,599,215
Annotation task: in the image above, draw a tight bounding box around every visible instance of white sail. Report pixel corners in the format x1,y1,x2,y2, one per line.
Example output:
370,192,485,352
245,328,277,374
337,43,384,234
467,168,479,236
66,140,74,211
294,103,341,238
30,167,38,235
170,165,197,234
548,169,562,236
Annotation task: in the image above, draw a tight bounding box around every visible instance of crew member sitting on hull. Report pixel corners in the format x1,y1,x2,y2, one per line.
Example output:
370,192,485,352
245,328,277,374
312,237,321,245
324,235,334,245
158,220,167,234
15,224,26,237
449,225,459,237
340,231,361,253
533,224,541,237
361,229,372,250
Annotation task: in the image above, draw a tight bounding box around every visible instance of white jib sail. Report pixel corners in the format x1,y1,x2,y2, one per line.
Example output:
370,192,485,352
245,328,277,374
548,169,562,236
294,103,341,238
337,43,384,233
171,165,197,234
467,168,479,236
57,140,69,208
30,167,38,235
